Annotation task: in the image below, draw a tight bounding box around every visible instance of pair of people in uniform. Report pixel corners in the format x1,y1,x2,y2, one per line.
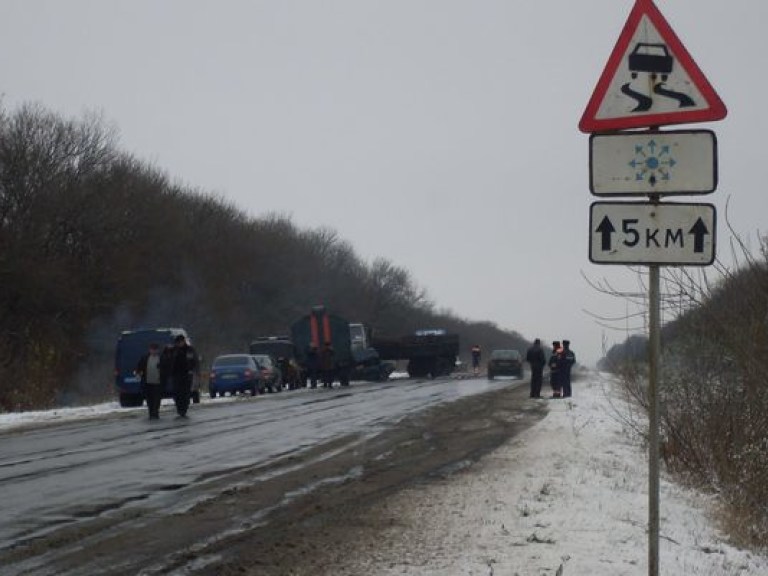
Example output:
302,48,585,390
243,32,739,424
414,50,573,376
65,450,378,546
526,338,575,399
548,339,575,398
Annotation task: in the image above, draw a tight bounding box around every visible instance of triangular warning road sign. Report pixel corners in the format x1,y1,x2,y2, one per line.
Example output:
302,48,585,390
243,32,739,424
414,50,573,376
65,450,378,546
579,0,727,133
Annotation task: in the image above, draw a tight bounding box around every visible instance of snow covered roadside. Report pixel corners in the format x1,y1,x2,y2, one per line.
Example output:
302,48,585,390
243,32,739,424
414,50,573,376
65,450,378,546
0,374,415,432
0,396,234,432
0,400,129,431
335,372,768,576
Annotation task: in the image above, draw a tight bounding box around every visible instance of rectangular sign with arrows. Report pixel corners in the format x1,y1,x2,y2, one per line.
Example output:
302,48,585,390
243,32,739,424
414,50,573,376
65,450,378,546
590,201,716,265
590,130,717,196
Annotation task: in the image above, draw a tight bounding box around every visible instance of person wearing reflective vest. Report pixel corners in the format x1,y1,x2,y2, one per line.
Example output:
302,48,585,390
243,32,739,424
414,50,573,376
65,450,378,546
471,345,481,375
549,341,563,399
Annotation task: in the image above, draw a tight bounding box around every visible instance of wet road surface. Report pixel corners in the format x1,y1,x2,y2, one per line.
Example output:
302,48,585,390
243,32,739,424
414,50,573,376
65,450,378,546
0,376,545,575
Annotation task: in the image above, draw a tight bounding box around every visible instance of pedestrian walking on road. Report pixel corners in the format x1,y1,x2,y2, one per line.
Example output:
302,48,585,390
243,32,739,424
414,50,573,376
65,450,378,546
549,341,563,399
171,335,198,418
319,342,335,388
561,340,576,398
525,338,546,398
471,345,481,376
136,343,163,420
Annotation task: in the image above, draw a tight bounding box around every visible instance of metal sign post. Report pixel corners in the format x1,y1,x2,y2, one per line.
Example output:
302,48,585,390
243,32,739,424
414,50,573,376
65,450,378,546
648,260,661,576
579,1,726,573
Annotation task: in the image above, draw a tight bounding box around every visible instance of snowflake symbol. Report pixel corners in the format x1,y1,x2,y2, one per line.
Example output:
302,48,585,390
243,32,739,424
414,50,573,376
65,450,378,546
628,140,676,187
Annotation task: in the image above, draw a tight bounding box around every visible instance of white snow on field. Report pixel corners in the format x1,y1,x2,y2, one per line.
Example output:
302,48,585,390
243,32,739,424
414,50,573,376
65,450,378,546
334,372,768,576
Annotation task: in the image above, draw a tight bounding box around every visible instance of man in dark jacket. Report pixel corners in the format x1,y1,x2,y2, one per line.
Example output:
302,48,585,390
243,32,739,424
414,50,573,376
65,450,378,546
136,343,163,420
159,344,175,394
306,344,319,389
525,338,547,398
319,343,335,388
561,339,576,398
171,335,198,418
471,345,481,375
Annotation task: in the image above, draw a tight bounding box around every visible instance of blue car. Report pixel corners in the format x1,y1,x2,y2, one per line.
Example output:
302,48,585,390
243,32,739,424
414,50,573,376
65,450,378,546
208,354,266,398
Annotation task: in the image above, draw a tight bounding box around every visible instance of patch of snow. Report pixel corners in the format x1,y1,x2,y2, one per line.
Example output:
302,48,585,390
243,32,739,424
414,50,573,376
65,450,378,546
0,401,128,430
335,372,768,575
0,395,240,432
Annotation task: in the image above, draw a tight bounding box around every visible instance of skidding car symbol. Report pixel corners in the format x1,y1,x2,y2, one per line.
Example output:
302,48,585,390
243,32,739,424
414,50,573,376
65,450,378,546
629,43,673,80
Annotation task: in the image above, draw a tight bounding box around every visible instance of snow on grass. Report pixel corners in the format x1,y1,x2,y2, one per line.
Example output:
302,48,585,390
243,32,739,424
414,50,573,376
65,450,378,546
335,372,768,576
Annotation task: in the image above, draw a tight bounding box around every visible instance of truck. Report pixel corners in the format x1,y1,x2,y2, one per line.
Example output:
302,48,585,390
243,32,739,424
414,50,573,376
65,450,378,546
291,305,458,386
291,306,356,387
370,328,460,378
290,307,394,387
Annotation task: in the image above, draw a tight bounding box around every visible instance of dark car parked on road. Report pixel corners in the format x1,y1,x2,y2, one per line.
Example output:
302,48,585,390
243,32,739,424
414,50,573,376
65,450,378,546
208,354,266,397
251,354,283,393
487,349,524,380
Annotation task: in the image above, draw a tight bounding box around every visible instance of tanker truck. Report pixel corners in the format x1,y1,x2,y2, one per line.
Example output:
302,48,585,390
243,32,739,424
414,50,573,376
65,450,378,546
292,306,458,386
290,306,357,387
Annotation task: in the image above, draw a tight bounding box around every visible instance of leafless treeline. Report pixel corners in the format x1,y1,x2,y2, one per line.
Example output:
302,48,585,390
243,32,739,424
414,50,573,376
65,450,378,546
0,103,527,411
600,237,768,548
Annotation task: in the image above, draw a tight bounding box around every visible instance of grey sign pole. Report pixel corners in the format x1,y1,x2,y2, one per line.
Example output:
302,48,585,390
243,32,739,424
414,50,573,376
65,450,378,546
648,260,661,576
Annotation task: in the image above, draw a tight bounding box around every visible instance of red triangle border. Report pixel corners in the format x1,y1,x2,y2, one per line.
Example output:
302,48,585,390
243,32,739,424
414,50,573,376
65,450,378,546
579,0,727,133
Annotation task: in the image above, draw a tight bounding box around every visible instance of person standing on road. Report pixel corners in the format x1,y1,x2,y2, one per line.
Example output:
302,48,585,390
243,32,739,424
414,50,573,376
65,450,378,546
171,335,198,418
306,344,319,388
159,344,175,396
548,341,563,399
471,344,481,376
525,338,547,398
136,343,163,420
319,342,335,388
561,339,576,398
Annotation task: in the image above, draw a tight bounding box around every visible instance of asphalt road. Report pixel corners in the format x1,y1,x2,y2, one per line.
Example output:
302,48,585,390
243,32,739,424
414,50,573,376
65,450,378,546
0,375,547,575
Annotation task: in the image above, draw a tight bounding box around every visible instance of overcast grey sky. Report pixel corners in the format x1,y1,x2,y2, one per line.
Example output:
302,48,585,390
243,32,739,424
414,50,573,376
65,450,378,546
2,1,766,366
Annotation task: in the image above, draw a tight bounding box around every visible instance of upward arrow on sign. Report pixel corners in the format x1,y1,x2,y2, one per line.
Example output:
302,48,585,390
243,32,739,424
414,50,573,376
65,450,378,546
596,216,615,250
579,0,727,133
689,217,710,253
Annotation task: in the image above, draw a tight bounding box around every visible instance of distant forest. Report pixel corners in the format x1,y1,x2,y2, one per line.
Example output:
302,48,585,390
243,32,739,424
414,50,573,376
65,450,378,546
0,103,529,411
